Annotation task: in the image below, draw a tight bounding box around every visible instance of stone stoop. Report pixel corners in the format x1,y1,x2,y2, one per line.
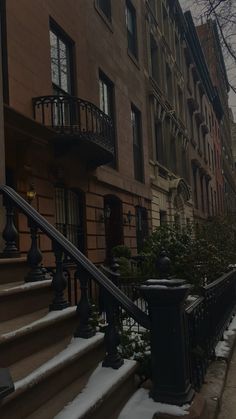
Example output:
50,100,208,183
0,258,139,419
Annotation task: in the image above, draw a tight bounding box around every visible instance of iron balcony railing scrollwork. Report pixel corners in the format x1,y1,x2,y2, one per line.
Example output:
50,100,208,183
32,95,114,155
186,269,236,390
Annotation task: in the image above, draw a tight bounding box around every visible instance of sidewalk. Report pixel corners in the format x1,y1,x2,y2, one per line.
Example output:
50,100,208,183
217,343,236,419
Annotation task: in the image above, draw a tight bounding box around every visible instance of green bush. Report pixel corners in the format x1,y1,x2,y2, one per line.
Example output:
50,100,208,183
111,245,132,259
142,218,236,288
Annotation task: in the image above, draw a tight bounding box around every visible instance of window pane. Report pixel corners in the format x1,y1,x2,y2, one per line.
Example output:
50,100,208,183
131,106,143,181
50,31,59,86
50,27,72,94
126,1,137,57
98,0,111,20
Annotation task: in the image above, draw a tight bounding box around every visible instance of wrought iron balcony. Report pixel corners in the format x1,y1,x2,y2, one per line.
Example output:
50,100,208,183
32,95,114,166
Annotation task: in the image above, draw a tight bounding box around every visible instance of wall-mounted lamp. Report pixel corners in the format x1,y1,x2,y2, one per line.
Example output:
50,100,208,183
124,210,132,225
26,183,36,203
99,205,112,222
127,210,132,225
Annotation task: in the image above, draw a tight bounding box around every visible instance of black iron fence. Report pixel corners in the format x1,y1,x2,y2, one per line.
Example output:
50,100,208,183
186,269,236,390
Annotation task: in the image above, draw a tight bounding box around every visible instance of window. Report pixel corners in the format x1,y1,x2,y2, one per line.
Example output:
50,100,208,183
162,5,169,43
148,0,156,15
99,72,113,118
49,24,73,95
99,71,116,167
178,87,183,120
155,121,165,165
136,206,149,252
131,105,143,182
55,186,85,252
170,137,177,173
175,34,181,68
166,64,173,102
192,166,198,209
150,34,159,83
98,0,111,21
200,175,204,212
126,1,138,58
160,210,167,225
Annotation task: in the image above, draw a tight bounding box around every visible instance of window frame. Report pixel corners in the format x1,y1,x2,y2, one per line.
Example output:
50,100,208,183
125,0,138,59
97,0,112,21
49,18,75,96
131,104,144,182
99,70,117,168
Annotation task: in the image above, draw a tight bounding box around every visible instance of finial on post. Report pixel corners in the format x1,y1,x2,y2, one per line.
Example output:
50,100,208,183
156,249,171,278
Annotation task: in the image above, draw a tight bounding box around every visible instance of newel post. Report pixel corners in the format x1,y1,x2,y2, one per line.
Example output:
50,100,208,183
74,265,96,339
140,270,194,405
1,198,20,258
50,244,69,311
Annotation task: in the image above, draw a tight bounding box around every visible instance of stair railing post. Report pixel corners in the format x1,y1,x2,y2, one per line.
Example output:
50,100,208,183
140,276,195,406
25,220,45,282
101,260,124,369
74,265,96,338
1,198,20,258
49,244,69,310
102,287,124,369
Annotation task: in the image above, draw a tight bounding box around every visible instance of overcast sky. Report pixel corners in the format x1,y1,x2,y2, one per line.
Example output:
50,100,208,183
179,0,236,121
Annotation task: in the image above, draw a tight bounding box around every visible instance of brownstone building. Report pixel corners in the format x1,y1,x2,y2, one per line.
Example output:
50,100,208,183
197,20,236,215
184,12,224,220
1,0,152,264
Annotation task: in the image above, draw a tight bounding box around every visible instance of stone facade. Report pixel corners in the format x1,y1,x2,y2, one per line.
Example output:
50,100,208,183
197,20,236,215
1,0,235,264
2,0,152,263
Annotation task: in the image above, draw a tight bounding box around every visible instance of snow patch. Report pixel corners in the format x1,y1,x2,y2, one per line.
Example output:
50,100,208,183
215,313,236,358
2,279,52,292
118,388,190,419
14,333,104,391
1,306,77,340
54,359,136,419
215,340,230,358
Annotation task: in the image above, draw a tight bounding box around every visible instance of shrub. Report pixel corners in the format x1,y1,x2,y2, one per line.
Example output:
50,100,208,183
111,245,132,259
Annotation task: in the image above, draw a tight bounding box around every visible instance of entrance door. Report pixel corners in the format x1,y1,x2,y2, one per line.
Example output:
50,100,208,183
104,195,123,262
55,186,86,253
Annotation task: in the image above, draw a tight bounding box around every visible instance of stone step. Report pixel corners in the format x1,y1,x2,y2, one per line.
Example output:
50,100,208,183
0,306,77,367
0,257,28,284
0,280,53,322
27,359,137,419
0,333,105,419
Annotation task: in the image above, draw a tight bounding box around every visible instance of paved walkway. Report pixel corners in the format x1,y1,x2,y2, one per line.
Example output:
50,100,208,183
218,344,236,419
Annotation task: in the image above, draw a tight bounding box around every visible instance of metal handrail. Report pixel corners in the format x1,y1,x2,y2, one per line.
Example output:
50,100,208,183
0,185,150,330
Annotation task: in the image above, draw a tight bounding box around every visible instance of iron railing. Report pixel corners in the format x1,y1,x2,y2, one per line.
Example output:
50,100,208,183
186,269,236,390
32,95,114,154
0,185,150,330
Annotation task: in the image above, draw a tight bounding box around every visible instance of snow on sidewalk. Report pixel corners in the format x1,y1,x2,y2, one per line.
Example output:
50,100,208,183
215,313,236,358
118,388,190,419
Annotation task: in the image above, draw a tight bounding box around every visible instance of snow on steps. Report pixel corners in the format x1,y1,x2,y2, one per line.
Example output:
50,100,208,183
1,306,76,340
0,333,105,419
0,306,77,369
54,360,137,419
0,279,53,322
0,256,28,284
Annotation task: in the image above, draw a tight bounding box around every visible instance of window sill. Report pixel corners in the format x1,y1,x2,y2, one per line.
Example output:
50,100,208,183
127,49,140,70
94,2,114,33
